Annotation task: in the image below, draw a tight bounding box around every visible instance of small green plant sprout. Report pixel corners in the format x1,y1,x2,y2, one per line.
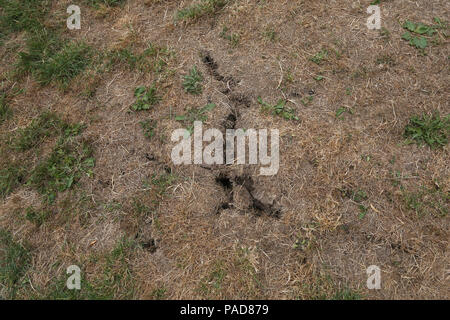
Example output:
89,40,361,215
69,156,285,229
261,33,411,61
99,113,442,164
335,106,353,119
263,27,276,42
257,97,299,121
151,287,167,300
151,171,177,196
376,54,395,66
404,113,449,148
140,119,157,139
300,95,314,106
352,189,368,203
358,205,368,219
182,66,203,95
131,84,160,111
220,26,240,47
175,103,216,134
309,49,328,65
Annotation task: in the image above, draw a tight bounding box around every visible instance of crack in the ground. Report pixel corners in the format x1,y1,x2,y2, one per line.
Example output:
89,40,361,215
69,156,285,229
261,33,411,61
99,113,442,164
199,51,281,219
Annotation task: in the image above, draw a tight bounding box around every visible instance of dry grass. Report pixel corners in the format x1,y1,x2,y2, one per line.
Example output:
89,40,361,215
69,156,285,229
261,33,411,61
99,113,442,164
0,0,448,299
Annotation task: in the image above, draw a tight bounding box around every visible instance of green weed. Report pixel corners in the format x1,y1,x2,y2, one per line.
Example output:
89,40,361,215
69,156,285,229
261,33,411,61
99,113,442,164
263,27,276,42
140,119,157,139
182,66,203,95
257,97,299,121
151,171,177,195
175,103,216,134
335,106,353,119
220,26,240,47
401,20,443,51
310,50,328,65
131,85,161,111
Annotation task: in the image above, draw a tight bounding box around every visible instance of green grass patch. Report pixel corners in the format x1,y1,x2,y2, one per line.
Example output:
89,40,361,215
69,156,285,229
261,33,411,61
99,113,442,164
198,261,226,298
43,237,137,299
107,43,174,73
0,0,49,35
5,0,97,88
0,229,31,299
28,138,95,203
38,42,92,87
12,112,64,151
17,31,92,88
404,113,449,148
0,163,26,198
176,0,228,21
151,286,167,300
25,206,53,226
1,1,89,87
403,185,448,217
0,94,12,124
84,0,126,8
331,288,362,300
